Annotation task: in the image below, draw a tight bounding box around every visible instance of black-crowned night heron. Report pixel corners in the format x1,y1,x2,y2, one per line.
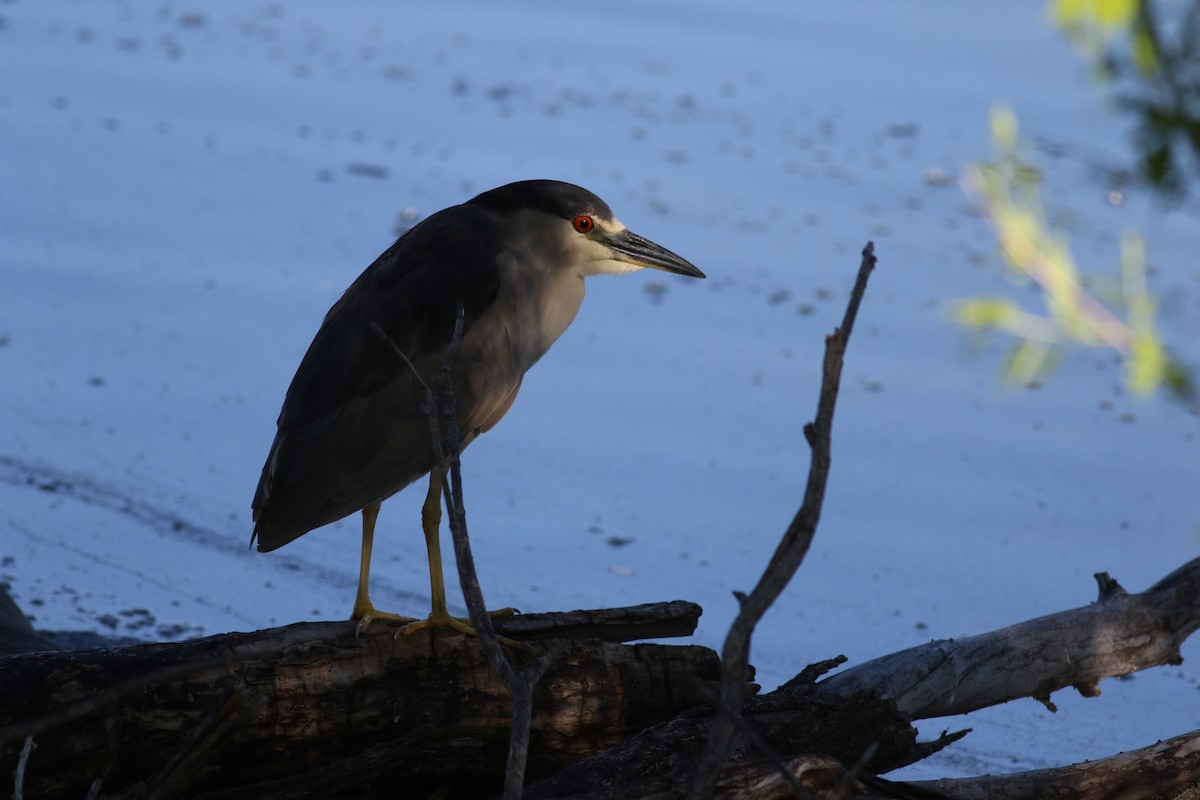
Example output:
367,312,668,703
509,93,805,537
251,179,704,635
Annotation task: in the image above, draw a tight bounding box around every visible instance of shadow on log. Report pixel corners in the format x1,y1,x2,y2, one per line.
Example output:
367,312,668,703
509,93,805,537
0,602,722,798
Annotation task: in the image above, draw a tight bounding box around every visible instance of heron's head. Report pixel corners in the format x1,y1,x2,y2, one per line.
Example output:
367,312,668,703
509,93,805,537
468,180,705,280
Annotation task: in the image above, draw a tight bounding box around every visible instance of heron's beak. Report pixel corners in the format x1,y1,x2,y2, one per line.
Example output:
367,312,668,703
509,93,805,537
607,229,706,279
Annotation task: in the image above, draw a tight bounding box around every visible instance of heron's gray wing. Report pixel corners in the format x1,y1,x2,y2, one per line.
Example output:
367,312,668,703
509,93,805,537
252,204,504,549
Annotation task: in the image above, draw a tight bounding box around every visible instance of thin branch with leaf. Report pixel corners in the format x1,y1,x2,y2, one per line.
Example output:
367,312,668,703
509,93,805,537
957,106,1193,402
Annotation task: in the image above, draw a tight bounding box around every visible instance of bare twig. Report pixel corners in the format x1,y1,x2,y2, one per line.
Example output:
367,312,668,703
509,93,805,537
373,309,550,799
432,310,512,664
14,735,34,800
688,242,878,800
831,741,877,798
433,308,553,798
688,676,813,800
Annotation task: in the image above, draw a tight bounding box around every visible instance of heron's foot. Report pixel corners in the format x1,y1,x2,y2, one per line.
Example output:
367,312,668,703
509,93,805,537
352,601,418,637
397,607,523,648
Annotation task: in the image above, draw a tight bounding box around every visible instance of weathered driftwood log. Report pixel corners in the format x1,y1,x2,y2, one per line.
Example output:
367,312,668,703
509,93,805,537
521,658,954,800
0,602,718,799
914,728,1200,800
559,754,951,800
5,558,1200,799
556,729,1200,800
524,558,1200,798
817,558,1200,718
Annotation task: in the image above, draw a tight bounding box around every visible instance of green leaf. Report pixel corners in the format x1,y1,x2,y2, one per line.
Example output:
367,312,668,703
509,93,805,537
990,106,1019,154
1127,329,1166,395
1162,358,1198,404
1051,0,1137,31
1141,140,1174,190
1001,340,1056,387
1131,22,1160,74
1052,0,1088,27
954,298,1021,330
1096,0,1138,30
1121,232,1166,395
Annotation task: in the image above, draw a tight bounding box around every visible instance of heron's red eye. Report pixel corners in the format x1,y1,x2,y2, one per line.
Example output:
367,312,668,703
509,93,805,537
572,215,595,234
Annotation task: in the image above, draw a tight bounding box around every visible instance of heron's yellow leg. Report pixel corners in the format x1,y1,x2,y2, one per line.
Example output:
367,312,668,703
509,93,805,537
399,472,519,642
421,470,458,626
352,502,417,635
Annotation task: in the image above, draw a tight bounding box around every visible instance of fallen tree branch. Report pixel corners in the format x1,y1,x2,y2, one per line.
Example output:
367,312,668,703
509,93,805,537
912,727,1200,800
6,550,1199,798
0,604,715,799
523,670,947,800
525,555,1200,798
559,754,951,800
815,559,1200,719
498,600,703,642
551,731,1200,800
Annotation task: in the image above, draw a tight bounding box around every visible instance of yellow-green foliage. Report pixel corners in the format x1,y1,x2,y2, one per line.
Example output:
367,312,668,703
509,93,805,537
1052,0,1159,75
957,106,1173,397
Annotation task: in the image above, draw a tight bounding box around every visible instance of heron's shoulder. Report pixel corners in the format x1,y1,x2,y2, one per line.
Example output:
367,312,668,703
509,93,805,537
351,204,502,290
274,206,503,434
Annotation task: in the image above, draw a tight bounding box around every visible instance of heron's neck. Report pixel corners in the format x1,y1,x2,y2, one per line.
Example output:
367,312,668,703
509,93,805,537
495,255,586,373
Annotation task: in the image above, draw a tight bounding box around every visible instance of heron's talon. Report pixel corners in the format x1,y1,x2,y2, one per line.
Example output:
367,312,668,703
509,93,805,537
352,603,417,637
397,615,475,639
395,612,523,648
